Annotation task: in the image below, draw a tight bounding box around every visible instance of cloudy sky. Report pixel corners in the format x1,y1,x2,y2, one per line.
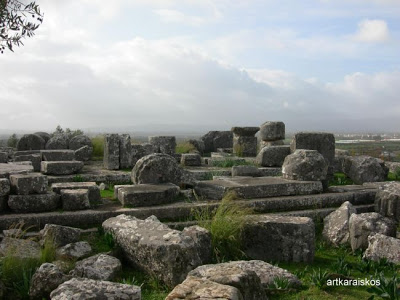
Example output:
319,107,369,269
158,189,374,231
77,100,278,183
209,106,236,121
0,0,399,134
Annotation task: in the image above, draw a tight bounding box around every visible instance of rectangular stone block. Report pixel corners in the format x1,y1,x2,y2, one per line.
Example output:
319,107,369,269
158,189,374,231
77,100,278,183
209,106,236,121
243,215,315,263
9,173,48,195
119,134,132,169
61,189,90,211
0,152,7,163
114,184,134,199
8,192,60,213
41,150,75,161
194,177,323,200
181,154,201,166
51,182,100,204
233,136,257,157
14,154,41,172
14,150,41,156
0,178,10,197
0,163,34,179
104,134,120,170
118,183,180,207
41,161,83,175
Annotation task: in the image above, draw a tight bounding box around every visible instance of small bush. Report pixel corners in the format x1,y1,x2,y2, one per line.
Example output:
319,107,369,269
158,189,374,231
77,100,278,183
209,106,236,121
331,256,351,276
40,239,57,264
310,268,330,289
91,135,104,159
176,142,197,154
193,191,253,262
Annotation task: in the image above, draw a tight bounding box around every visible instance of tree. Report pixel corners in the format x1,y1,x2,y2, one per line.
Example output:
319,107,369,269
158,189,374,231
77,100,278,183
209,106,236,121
0,0,43,53
7,133,18,147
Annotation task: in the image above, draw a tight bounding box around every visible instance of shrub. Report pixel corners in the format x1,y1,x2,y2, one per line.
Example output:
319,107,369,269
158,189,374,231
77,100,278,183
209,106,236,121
193,191,253,262
176,141,197,154
310,268,329,289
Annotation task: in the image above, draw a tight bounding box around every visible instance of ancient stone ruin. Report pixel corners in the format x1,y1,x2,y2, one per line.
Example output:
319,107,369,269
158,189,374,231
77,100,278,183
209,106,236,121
0,121,398,299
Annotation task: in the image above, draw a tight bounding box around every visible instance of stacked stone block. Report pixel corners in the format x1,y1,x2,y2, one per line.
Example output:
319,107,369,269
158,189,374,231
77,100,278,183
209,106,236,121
259,121,286,149
201,131,233,153
103,134,134,170
231,127,259,157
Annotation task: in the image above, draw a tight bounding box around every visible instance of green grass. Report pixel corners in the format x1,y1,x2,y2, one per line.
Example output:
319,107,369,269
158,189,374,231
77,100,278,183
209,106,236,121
329,173,354,186
175,141,197,154
100,188,115,199
211,158,254,168
91,135,104,159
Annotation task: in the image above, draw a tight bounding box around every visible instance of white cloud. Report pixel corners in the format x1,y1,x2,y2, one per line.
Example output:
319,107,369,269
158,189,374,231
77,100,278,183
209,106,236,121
354,19,390,43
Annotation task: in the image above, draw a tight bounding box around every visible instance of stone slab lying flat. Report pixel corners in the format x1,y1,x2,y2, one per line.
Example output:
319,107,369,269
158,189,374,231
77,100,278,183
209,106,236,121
0,186,376,230
185,167,231,181
14,154,41,172
51,182,100,204
118,183,180,207
8,192,60,213
0,163,34,178
41,150,75,161
9,173,48,195
195,176,323,200
41,161,84,175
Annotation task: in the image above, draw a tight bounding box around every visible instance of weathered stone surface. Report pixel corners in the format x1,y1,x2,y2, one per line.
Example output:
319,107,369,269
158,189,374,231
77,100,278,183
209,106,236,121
0,152,7,163
2,229,24,238
322,201,356,246
102,214,212,288
103,134,120,170
14,154,41,172
61,189,90,211
33,132,51,144
29,263,70,300
56,241,92,260
181,225,213,264
46,134,69,150
0,162,34,179
16,134,45,151
233,136,257,157
9,173,47,195
119,134,132,169
349,212,397,251
8,192,60,213
189,260,301,291
189,262,267,300
74,145,92,161
258,167,282,177
132,153,185,186
332,149,350,173
181,153,202,166
231,165,261,177
113,184,134,199
260,140,285,148
202,131,233,153
0,237,40,259
375,182,400,222
70,254,122,281
14,150,41,156
149,136,176,156
187,139,205,155
166,276,242,300
69,135,92,151
363,233,400,264
256,145,291,167
243,215,315,263
231,127,260,136
343,156,388,185
290,132,335,174
131,143,156,166
259,121,285,141
0,178,10,196
282,149,328,181
41,224,81,247
195,176,323,200
118,183,180,207
50,278,141,300
41,161,83,175
51,182,101,204
41,150,75,161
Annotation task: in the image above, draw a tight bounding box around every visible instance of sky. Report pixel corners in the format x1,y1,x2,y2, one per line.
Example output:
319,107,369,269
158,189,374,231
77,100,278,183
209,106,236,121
0,0,399,134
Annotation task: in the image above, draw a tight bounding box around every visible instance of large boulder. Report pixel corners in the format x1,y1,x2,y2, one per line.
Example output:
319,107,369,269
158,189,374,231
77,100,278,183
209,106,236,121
259,121,285,141
343,155,388,185
29,263,71,300
256,145,291,167
131,153,185,186
322,201,356,246
201,131,233,153
16,134,45,151
363,233,400,264
349,212,397,251
50,278,141,300
45,134,69,150
148,136,176,156
282,149,328,181
102,214,212,288
70,254,122,281
375,182,400,222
